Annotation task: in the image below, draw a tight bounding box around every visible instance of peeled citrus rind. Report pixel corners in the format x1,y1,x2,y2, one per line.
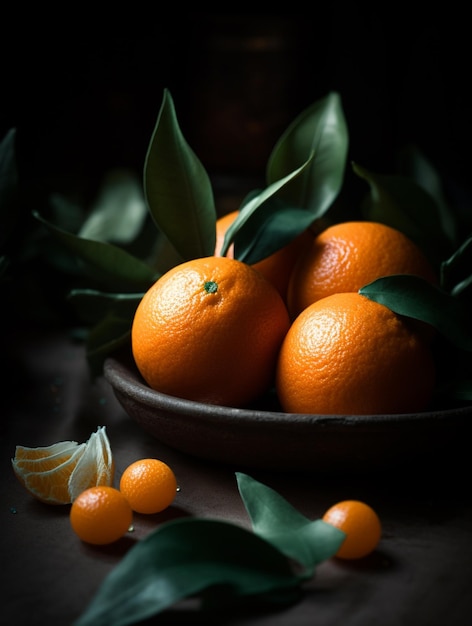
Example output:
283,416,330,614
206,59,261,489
68,426,115,502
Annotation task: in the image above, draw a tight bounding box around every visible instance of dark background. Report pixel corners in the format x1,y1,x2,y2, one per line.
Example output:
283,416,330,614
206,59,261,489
2,11,471,214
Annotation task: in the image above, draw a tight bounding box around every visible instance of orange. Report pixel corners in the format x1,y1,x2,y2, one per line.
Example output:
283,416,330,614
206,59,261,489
322,500,382,559
276,292,435,415
131,255,291,407
70,486,133,545
287,220,437,319
11,426,115,505
119,458,178,514
215,210,312,301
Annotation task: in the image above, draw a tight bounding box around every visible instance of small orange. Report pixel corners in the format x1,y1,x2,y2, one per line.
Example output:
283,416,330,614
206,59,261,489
287,220,437,319
215,210,312,301
119,458,178,514
131,255,291,407
70,486,133,545
276,292,435,415
322,500,382,559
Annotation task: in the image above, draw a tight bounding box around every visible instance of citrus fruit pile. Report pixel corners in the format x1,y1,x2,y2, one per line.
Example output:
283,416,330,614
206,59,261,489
131,218,438,415
70,458,177,545
12,429,178,545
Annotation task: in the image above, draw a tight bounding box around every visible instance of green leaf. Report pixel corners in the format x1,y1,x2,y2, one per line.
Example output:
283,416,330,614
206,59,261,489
266,92,348,216
396,144,457,246
85,314,133,378
0,128,19,251
236,473,345,569
220,155,314,260
352,161,449,265
68,289,144,325
0,255,10,279
359,275,472,350
33,211,159,291
73,518,302,626
78,171,148,245
234,203,315,265
441,379,472,402
144,89,217,261
440,236,472,297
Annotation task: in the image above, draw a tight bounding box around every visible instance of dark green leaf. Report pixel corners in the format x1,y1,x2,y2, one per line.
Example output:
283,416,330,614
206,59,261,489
68,289,143,325
73,518,302,626
441,379,472,401
236,473,345,569
0,255,10,279
352,161,449,265
440,236,472,297
220,156,314,259
0,128,19,250
144,89,217,261
359,275,472,350
49,193,87,235
396,144,457,246
33,211,159,291
266,92,348,216
234,203,315,265
78,171,148,245
85,315,133,378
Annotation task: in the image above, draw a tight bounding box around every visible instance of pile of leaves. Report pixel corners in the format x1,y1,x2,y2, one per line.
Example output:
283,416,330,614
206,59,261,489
1,89,472,401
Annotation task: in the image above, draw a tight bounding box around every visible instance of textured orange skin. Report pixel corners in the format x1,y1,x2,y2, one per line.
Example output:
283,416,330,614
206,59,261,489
70,486,133,545
276,292,435,415
131,256,291,407
119,458,177,514
322,500,382,560
215,210,312,302
287,221,437,319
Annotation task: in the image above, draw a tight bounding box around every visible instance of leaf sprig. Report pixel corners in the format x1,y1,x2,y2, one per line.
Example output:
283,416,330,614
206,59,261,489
1,89,472,400
73,473,345,626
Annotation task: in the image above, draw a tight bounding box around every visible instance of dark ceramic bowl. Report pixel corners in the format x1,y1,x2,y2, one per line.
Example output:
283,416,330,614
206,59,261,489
104,354,472,473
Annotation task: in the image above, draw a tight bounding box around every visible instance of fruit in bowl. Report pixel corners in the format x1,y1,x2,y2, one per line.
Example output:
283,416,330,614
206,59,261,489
30,89,472,420
131,255,291,408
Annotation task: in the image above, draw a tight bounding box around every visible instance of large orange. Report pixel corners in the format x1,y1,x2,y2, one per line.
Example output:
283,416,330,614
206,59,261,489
131,256,291,407
276,292,435,415
215,210,311,302
287,220,437,319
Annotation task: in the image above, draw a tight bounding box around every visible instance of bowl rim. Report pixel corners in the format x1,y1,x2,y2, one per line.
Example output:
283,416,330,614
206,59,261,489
104,354,472,427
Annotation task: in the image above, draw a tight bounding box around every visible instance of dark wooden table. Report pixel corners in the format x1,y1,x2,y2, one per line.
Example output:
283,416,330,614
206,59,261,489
3,327,472,625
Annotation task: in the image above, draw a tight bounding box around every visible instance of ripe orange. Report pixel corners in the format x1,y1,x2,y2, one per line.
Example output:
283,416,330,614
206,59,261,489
276,292,435,415
215,210,312,301
322,500,382,560
70,486,133,545
131,255,291,407
11,426,114,505
119,458,178,514
287,220,437,319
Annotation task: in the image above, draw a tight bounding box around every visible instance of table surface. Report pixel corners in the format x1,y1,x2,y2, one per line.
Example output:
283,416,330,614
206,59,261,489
3,327,472,626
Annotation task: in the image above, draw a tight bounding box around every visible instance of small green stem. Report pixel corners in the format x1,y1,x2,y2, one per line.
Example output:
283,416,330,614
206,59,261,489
204,281,218,294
